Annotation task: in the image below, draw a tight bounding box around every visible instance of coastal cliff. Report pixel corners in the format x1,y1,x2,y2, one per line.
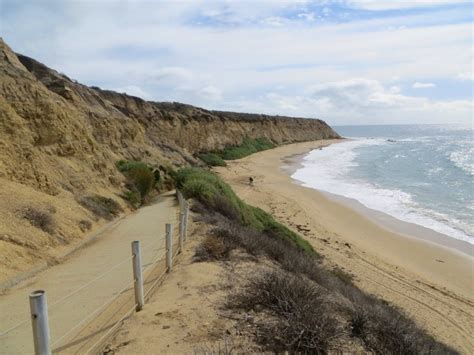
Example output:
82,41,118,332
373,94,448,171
0,38,339,281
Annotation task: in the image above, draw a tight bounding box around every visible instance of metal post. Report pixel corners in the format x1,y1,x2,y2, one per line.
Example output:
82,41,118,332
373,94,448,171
29,290,51,355
177,190,184,214
131,241,144,311
166,223,173,272
183,204,189,241
178,212,184,253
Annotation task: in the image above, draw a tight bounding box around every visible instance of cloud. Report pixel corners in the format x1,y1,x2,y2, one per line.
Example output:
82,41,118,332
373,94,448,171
223,78,472,124
412,82,436,88
114,85,151,100
1,0,472,125
346,0,470,11
148,67,194,88
197,85,223,101
456,72,474,81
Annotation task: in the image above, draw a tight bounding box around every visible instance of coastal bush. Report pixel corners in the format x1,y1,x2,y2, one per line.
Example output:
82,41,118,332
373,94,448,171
78,195,122,220
115,160,149,173
121,189,141,208
198,152,227,167
194,234,235,262
348,300,456,354
126,165,155,201
22,207,55,234
196,137,275,165
116,160,156,205
183,173,457,354
331,267,354,284
229,270,338,353
220,137,275,160
174,168,316,255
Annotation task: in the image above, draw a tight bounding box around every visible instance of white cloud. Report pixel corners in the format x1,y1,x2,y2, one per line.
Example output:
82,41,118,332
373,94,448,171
2,1,472,125
456,71,474,81
412,82,436,88
114,85,151,100
224,78,472,124
197,85,223,101
260,16,286,27
346,0,469,11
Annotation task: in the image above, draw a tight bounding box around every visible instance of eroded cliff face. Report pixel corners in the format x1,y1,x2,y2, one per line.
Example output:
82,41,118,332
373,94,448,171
0,38,339,282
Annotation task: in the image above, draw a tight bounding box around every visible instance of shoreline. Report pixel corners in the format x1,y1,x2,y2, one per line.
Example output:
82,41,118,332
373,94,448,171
282,145,474,258
215,139,473,352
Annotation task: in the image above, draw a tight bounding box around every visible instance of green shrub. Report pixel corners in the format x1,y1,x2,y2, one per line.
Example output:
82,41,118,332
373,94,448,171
115,160,150,173
126,165,155,202
122,189,141,208
220,137,275,160
174,168,315,255
116,160,156,205
198,152,227,167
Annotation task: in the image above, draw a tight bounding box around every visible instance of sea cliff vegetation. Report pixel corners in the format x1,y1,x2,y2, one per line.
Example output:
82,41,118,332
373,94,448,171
175,168,457,354
198,137,275,166
174,168,315,254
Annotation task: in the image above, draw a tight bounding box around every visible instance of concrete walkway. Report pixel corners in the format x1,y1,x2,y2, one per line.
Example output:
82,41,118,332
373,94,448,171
0,192,179,354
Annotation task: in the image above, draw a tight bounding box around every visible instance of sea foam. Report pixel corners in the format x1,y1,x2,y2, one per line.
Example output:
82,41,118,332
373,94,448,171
292,139,473,244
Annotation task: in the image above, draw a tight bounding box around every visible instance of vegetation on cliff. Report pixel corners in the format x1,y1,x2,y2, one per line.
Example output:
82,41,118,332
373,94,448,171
183,171,457,354
116,160,177,207
197,153,227,167
174,168,315,255
198,137,275,166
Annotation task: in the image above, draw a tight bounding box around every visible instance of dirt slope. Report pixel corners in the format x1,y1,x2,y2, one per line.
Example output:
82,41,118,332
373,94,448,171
0,38,339,283
0,192,178,354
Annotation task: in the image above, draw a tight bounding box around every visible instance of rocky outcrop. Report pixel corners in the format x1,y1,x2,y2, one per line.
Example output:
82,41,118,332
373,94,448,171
0,38,339,282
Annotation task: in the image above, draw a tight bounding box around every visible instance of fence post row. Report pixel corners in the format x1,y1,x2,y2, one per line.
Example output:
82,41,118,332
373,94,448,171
166,223,173,273
131,241,145,312
29,290,51,355
24,194,188,351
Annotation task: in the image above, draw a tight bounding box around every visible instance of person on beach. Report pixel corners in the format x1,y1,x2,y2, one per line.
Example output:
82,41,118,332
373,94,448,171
249,177,254,186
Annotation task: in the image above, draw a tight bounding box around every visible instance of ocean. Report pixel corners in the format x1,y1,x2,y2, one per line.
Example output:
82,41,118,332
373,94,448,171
292,124,473,245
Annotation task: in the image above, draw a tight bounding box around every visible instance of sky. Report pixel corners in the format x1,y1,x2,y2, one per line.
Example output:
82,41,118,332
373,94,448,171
1,0,473,125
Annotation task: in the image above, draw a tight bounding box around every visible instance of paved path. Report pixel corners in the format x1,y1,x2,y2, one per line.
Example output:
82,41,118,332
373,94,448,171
0,192,179,354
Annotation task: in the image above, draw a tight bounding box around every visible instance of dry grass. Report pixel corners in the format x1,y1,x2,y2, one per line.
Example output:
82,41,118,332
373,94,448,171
78,219,92,232
229,270,340,353
192,201,458,354
22,207,55,234
77,194,122,220
194,234,234,262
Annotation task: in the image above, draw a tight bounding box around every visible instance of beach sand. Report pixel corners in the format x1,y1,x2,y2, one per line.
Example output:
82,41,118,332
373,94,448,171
215,140,474,353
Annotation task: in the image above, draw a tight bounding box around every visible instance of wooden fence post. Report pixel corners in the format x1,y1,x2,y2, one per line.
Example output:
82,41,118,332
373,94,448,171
166,223,172,272
131,241,144,311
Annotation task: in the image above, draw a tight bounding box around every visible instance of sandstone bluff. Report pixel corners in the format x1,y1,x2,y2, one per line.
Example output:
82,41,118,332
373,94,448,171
0,38,339,283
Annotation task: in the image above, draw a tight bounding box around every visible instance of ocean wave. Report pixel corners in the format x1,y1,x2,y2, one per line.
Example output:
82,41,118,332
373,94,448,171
427,167,444,176
449,147,474,176
292,140,474,244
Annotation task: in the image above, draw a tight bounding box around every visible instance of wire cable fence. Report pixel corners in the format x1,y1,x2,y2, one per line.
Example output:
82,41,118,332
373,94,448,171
0,235,164,338
0,191,190,355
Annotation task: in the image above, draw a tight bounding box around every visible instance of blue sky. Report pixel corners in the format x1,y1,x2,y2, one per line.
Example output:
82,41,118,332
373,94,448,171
1,0,472,125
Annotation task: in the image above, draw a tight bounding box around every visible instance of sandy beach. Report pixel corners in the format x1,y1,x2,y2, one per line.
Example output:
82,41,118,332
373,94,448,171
215,140,474,353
